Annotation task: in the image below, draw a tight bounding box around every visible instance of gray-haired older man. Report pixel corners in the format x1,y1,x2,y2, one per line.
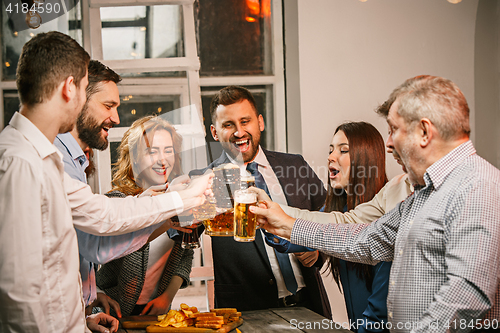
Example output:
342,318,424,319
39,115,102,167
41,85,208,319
253,75,500,332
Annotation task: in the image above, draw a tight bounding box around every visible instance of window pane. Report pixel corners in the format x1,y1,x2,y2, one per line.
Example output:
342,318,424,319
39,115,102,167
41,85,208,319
1,0,82,81
201,85,273,163
196,0,272,76
117,94,181,128
3,90,18,128
109,141,120,178
100,5,184,60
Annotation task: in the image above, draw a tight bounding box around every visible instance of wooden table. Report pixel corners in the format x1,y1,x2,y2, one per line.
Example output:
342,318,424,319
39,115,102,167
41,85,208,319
118,307,352,333
238,307,352,333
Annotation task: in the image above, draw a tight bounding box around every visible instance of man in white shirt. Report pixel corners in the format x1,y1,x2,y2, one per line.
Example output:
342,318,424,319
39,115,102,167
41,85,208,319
0,31,211,333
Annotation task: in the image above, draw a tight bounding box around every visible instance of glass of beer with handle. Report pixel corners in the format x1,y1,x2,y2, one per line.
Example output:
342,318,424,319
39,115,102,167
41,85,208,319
204,163,240,236
233,189,258,242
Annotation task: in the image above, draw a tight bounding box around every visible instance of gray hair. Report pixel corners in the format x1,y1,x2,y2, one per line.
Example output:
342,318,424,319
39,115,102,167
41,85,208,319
376,75,470,140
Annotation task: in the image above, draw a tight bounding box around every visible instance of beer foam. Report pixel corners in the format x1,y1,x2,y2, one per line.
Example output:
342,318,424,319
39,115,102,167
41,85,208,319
241,176,255,182
215,163,239,170
235,192,257,204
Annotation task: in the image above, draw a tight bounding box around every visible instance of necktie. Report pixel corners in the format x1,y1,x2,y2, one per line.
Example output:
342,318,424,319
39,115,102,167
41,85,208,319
246,162,298,295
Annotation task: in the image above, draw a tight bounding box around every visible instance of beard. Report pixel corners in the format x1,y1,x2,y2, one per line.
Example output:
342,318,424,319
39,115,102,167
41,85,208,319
76,106,110,151
399,137,425,185
221,133,260,163
59,92,84,134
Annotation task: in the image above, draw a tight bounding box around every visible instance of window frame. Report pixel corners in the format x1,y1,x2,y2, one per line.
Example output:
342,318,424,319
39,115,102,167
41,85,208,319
0,0,285,312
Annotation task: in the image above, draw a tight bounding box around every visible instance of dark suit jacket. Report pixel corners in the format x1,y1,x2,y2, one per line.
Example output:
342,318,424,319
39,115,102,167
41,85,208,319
194,149,331,318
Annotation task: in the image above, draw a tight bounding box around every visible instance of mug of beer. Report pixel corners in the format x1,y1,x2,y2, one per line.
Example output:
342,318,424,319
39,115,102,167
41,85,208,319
233,189,258,242
241,175,255,190
181,223,203,249
204,163,241,236
192,195,216,221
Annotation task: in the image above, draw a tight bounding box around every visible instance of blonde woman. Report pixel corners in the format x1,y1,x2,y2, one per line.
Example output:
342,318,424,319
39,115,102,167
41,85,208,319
96,115,193,317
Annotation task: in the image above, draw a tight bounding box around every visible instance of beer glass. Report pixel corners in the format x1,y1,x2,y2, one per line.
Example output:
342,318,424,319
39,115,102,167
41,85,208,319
241,176,255,190
192,195,216,221
233,189,258,242
181,223,203,249
205,163,240,236
203,209,234,236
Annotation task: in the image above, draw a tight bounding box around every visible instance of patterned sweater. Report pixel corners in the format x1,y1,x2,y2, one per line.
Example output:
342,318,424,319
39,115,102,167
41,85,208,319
95,190,194,317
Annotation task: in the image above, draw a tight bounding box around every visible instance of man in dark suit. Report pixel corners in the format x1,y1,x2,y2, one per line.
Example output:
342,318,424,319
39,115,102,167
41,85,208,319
200,86,331,318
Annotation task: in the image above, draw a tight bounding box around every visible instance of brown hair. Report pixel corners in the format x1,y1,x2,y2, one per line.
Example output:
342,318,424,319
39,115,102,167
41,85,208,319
16,31,90,106
85,60,122,101
324,121,388,291
111,115,183,196
209,85,259,124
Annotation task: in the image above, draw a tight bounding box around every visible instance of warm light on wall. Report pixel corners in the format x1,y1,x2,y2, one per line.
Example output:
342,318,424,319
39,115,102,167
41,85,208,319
245,0,260,22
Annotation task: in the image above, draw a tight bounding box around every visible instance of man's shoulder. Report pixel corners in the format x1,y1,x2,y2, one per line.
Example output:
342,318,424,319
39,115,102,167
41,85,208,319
263,148,303,159
462,154,500,186
0,126,41,168
263,149,307,165
189,152,230,176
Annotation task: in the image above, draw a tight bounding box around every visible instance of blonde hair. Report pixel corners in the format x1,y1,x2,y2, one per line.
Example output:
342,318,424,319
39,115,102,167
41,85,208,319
111,115,183,195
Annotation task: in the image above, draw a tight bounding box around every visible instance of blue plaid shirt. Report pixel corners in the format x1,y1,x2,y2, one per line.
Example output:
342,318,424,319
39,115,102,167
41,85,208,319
292,141,500,332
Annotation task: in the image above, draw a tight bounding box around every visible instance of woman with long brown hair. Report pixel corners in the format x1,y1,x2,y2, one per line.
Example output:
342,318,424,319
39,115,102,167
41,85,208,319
96,115,193,317
323,122,390,333
256,121,391,333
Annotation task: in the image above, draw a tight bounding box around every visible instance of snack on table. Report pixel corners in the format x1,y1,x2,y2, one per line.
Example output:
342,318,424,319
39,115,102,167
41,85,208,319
210,308,238,315
156,303,198,328
210,308,241,324
192,313,224,329
195,322,223,329
188,312,216,319
152,305,242,330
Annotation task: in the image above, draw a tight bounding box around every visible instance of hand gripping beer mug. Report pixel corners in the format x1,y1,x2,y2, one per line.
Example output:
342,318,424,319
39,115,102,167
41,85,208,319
204,163,241,236
192,194,216,221
233,189,258,242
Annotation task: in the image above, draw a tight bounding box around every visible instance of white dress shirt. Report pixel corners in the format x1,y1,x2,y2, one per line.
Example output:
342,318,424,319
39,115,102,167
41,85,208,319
282,173,413,225
55,132,163,306
0,112,186,333
0,113,86,333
